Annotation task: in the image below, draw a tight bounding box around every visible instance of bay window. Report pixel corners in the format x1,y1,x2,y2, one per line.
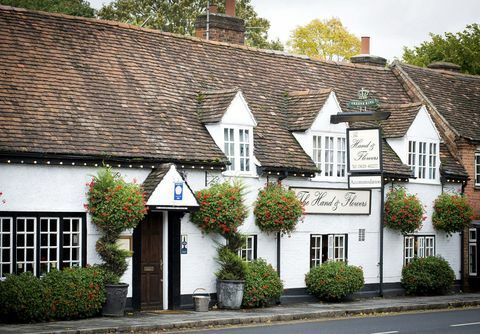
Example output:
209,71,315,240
312,134,346,178
0,213,85,277
408,140,438,180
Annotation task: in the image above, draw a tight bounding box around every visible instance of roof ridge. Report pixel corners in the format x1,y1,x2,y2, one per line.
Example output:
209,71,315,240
380,102,423,108
0,5,392,73
200,88,240,95
397,62,480,80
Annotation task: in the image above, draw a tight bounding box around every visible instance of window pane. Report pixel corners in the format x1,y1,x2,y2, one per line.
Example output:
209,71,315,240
404,237,415,264
313,136,322,170
224,128,235,171
337,137,346,177
429,143,437,179
239,235,256,262
239,129,250,172
0,217,13,277
476,154,480,185
16,218,36,275
418,142,427,179
310,235,322,267
324,137,334,176
40,218,59,275
469,244,477,275
408,141,416,175
62,218,82,268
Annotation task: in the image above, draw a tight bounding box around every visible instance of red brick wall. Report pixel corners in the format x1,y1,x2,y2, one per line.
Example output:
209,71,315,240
195,27,245,45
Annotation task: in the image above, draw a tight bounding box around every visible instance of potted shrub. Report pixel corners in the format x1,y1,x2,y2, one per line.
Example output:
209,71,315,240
254,182,304,235
242,259,283,308
401,256,455,295
190,181,248,309
86,168,147,316
384,187,425,234
305,261,364,302
432,193,473,236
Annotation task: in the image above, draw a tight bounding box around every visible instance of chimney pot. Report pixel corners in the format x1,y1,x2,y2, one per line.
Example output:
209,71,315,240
209,4,218,14
226,0,235,17
361,36,370,55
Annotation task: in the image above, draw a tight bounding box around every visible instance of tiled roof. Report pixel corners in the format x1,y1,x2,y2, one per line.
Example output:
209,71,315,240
398,63,480,142
143,163,173,199
197,89,239,124
285,89,332,131
439,144,468,179
0,6,415,174
382,140,412,178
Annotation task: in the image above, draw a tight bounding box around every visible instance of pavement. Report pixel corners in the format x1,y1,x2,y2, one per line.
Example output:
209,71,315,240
1,293,480,334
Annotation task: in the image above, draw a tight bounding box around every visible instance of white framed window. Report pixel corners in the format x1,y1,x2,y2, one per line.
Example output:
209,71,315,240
62,217,82,268
0,213,85,276
223,127,253,174
312,134,346,179
239,235,257,262
0,217,13,277
310,234,347,267
224,128,235,171
475,153,480,186
40,217,60,275
408,140,438,181
404,235,436,265
16,217,36,275
469,228,477,276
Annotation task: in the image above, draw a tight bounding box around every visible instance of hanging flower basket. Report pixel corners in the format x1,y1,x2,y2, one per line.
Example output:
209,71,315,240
254,182,304,235
384,187,425,234
432,193,473,236
190,181,247,236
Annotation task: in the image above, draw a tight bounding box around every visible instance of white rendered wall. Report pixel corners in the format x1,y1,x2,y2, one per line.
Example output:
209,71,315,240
0,163,151,297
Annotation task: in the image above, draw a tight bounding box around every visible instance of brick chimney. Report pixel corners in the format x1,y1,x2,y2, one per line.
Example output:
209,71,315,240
427,61,461,72
351,36,387,67
194,0,245,45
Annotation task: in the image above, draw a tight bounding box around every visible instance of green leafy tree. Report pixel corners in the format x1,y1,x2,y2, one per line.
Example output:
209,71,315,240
0,0,95,17
98,0,283,50
288,17,360,61
402,23,480,75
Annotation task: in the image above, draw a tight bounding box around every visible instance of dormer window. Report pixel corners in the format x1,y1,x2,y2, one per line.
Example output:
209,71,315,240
224,127,252,172
313,134,346,178
408,140,438,180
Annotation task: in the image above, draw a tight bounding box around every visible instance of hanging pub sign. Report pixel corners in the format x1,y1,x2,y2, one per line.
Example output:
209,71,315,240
348,175,382,189
291,187,371,215
347,128,382,173
346,88,379,111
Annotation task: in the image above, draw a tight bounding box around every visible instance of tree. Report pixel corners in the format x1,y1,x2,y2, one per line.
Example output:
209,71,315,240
0,0,95,17
98,0,283,50
402,24,480,75
287,18,360,61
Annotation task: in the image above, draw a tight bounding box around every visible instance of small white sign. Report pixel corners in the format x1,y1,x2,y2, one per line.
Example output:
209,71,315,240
291,187,371,215
347,128,381,172
349,175,382,189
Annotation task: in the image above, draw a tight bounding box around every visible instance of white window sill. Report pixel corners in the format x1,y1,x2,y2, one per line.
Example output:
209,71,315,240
409,178,441,185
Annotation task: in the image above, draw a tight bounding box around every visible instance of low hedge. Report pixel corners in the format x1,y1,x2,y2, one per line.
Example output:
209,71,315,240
401,256,454,295
242,259,283,308
0,266,106,323
305,261,364,302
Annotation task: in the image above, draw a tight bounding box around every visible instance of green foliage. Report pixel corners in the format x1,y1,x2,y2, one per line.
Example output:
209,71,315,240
432,193,473,236
215,245,247,281
288,17,360,61
0,0,95,17
98,0,283,50
191,181,247,236
0,272,49,323
305,261,364,302
402,23,480,75
42,267,106,320
0,267,106,323
242,259,283,308
384,187,425,234
254,182,303,235
401,256,455,295
86,168,147,283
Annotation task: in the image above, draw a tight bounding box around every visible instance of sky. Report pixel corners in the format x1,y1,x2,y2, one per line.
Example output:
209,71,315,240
88,0,480,61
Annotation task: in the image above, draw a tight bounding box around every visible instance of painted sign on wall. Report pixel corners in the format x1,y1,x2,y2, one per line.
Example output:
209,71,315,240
347,128,381,173
291,187,371,215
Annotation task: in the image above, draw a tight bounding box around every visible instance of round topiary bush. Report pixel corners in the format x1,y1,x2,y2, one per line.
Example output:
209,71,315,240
242,259,283,308
254,182,304,235
401,256,455,295
384,187,425,234
432,193,473,236
305,261,364,302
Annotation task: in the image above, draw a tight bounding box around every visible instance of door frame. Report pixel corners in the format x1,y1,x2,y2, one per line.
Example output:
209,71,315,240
132,210,182,310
